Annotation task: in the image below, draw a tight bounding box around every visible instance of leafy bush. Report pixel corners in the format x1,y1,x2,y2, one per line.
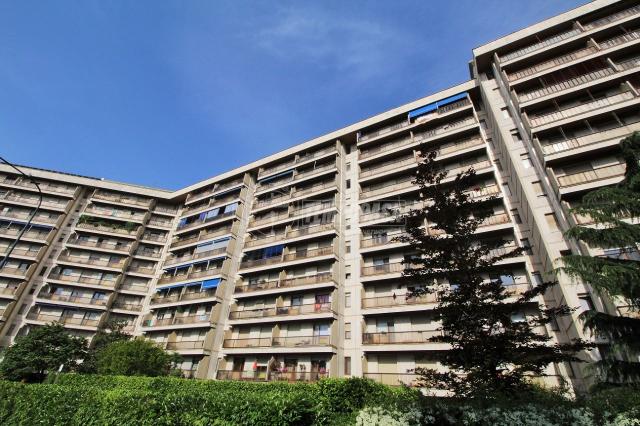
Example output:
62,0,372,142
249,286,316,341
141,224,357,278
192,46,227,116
95,338,180,377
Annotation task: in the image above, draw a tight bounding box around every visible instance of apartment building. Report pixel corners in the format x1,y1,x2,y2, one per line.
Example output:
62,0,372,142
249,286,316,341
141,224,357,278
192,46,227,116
1,0,637,391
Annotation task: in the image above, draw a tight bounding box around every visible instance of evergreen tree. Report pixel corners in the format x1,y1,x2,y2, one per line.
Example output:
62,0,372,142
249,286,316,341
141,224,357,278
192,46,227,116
561,131,640,386
397,150,588,397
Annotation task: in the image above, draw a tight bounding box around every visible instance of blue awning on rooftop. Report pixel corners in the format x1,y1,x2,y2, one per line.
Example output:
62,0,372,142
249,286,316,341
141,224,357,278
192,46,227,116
257,169,293,184
408,92,468,120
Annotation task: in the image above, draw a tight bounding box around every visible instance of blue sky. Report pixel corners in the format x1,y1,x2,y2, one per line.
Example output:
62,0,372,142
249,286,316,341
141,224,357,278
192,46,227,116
1,0,584,190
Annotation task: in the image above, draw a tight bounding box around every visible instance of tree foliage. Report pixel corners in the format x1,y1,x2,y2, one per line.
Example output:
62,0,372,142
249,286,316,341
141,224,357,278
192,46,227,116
561,131,640,385
397,150,588,397
95,337,180,377
0,323,87,382
78,320,131,374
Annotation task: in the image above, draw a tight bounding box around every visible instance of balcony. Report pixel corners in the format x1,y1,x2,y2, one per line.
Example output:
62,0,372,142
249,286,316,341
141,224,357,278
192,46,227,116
286,221,336,240
359,116,477,160
257,162,337,193
2,246,44,260
362,330,442,345
240,246,334,270
222,335,332,349
141,233,168,243
360,156,417,179
528,90,637,129
258,146,337,178
133,249,162,259
26,312,101,327
91,190,151,208
127,264,157,276
147,218,173,229
36,292,109,307
551,163,626,193
361,262,408,277
360,231,408,250
143,313,211,328
170,225,235,249
57,254,125,270
47,272,117,289
177,209,239,233
234,273,335,295
182,189,247,217
508,30,640,83
0,286,19,298
216,369,328,382
362,293,437,309
84,206,147,222
0,264,35,279
499,27,583,63
150,288,218,305
165,340,206,350
76,221,139,237
164,246,229,267
360,175,414,200
358,98,471,144
119,281,149,293
0,210,61,226
534,125,635,160
154,205,179,215
0,176,77,196
66,236,131,253
229,302,332,320
0,227,53,242
158,266,224,285
185,177,245,204
111,301,144,312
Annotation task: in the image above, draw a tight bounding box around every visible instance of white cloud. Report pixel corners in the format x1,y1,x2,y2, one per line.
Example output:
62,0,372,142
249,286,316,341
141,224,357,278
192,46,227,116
254,5,410,79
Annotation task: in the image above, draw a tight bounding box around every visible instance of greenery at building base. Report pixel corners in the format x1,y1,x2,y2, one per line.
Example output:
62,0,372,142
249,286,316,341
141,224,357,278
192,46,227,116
0,374,637,425
396,150,590,397
79,320,132,374
95,337,182,377
561,131,640,386
0,323,87,382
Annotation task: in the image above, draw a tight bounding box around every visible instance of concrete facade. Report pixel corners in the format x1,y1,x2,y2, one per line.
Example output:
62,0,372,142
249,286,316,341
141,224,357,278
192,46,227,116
1,0,638,391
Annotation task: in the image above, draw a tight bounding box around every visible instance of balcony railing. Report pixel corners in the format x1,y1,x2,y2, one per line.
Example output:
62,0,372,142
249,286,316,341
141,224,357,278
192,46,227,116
222,335,332,348
119,282,149,293
0,286,19,297
143,313,211,327
170,226,233,248
359,117,477,159
158,267,223,285
537,125,633,156
234,273,335,294
286,222,335,239
92,191,151,208
76,221,139,236
66,237,131,252
151,289,217,304
37,292,109,306
360,156,417,179
111,301,144,311
164,247,228,267
529,90,636,127
282,246,334,262
361,262,408,277
84,206,146,221
177,210,238,232
1,193,69,210
165,340,205,350
26,312,101,327
362,330,442,344
229,302,332,320
582,5,640,31
134,249,162,259
141,233,167,243
518,67,616,103
0,227,52,241
2,247,42,259
362,293,437,309
127,264,156,275
259,146,336,178
147,219,173,228
47,272,117,288
0,177,77,195
556,163,626,188
57,254,125,269
360,231,408,249
499,27,582,63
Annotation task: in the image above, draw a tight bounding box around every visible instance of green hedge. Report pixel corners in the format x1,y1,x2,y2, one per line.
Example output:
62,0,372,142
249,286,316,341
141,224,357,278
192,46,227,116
2,375,638,425
3,375,418,425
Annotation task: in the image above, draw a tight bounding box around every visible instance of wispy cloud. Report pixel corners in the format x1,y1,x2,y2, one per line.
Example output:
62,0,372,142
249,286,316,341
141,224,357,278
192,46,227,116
254,5,411,80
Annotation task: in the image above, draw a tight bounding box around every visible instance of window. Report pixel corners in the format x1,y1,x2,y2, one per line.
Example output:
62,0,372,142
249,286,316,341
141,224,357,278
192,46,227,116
346,179,351,189
510,209,522,224
531,272,543,286
345,292,351,308
501,107,511,119
501,182,511,196
511,131,522,143
344,356,351,376
520,238,532,255
578,294,595,312
345,323,351,340
511,312,526,323
545,213,560,231
532,181,546,196
520,154,532,169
